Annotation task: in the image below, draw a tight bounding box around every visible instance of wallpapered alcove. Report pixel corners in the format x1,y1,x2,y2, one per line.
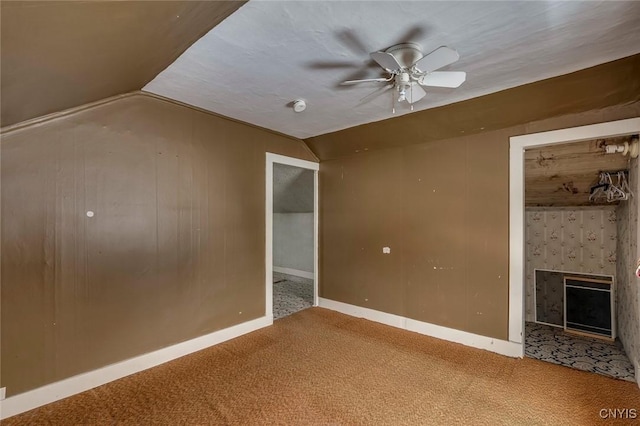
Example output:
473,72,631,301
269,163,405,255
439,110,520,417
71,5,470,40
523,147,638,382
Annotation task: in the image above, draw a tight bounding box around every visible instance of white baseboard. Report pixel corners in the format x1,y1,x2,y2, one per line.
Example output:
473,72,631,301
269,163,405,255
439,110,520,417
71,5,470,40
0,316,272,420
273,266,314,280
319,298,523,358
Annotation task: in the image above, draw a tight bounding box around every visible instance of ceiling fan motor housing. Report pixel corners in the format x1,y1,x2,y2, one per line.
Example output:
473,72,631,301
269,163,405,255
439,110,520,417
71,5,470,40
395,73,411,85
343,43,464,107
385,43,423,69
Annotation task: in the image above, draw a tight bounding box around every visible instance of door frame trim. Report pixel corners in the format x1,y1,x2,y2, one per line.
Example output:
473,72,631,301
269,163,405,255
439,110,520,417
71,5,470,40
265,153,319,320
508,117,640,352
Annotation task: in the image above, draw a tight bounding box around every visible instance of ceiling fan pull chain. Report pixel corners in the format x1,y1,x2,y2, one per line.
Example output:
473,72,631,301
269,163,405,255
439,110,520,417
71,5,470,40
410,85,414,110
391,87,396,114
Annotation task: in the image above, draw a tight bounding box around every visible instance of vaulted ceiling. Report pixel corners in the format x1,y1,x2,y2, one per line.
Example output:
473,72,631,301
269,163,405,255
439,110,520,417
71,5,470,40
1,0,639,139
144,1,640,138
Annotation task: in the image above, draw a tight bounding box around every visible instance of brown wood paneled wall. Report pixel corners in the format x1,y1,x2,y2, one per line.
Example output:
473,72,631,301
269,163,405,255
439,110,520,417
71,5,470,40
0,93,316,397
316,102,640,341
319,131,510,338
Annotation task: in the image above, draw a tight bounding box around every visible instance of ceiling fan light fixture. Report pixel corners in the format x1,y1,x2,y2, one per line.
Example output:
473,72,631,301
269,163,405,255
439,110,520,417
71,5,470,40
398,87,407,102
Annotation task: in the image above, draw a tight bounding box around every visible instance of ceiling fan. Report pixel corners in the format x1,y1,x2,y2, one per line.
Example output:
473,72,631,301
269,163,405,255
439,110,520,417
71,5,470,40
342,43,466,110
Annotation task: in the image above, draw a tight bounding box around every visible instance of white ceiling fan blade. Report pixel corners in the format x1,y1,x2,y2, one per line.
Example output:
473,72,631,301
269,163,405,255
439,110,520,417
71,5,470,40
370,51,402,71
341,77,390,85
413,46,460,73
418,71,466,88
406,83,426,104
358,84,394,105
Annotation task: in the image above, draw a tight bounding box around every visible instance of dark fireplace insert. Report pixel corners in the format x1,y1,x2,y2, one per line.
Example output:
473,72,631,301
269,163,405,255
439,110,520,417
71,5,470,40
564,276,613,339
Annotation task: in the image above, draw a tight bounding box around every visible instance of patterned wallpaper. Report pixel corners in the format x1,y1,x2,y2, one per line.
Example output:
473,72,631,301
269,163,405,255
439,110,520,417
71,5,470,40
616,157,639,372
525,207,618,322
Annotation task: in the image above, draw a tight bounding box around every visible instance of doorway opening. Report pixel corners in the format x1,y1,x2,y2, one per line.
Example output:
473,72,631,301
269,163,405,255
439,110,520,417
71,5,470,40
510,117,640,382
266,153,319,321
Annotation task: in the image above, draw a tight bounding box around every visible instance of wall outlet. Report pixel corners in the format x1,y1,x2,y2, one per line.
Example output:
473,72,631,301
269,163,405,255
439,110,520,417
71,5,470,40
382,247,391,254
1,387,6,400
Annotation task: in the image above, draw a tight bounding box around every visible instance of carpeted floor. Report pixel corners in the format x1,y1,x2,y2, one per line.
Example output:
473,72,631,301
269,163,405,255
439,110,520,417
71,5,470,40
525,322,635,382
5,308,640,425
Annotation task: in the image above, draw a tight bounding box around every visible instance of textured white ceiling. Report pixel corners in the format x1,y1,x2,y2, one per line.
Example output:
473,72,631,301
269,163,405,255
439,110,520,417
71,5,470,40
144,1,640,139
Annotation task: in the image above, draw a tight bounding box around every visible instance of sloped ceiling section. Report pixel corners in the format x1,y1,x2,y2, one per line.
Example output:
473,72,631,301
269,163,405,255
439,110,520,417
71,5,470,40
273,164,314,213
144,1,640,139
0,0,246,127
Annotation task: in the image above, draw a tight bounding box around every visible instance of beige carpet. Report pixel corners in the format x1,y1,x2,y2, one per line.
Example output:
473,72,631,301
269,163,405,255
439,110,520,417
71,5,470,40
5,308,640,425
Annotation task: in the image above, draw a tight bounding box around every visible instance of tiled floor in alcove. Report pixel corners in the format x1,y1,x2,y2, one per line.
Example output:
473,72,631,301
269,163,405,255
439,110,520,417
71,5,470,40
273,273,314,320
525,322,635,382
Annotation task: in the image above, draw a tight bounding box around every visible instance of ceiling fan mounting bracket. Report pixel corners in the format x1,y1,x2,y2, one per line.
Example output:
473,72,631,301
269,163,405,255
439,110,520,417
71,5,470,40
384,43,423,70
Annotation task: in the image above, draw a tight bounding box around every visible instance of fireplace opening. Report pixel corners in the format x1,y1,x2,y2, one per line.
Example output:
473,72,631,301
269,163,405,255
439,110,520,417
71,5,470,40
564,276,614,339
